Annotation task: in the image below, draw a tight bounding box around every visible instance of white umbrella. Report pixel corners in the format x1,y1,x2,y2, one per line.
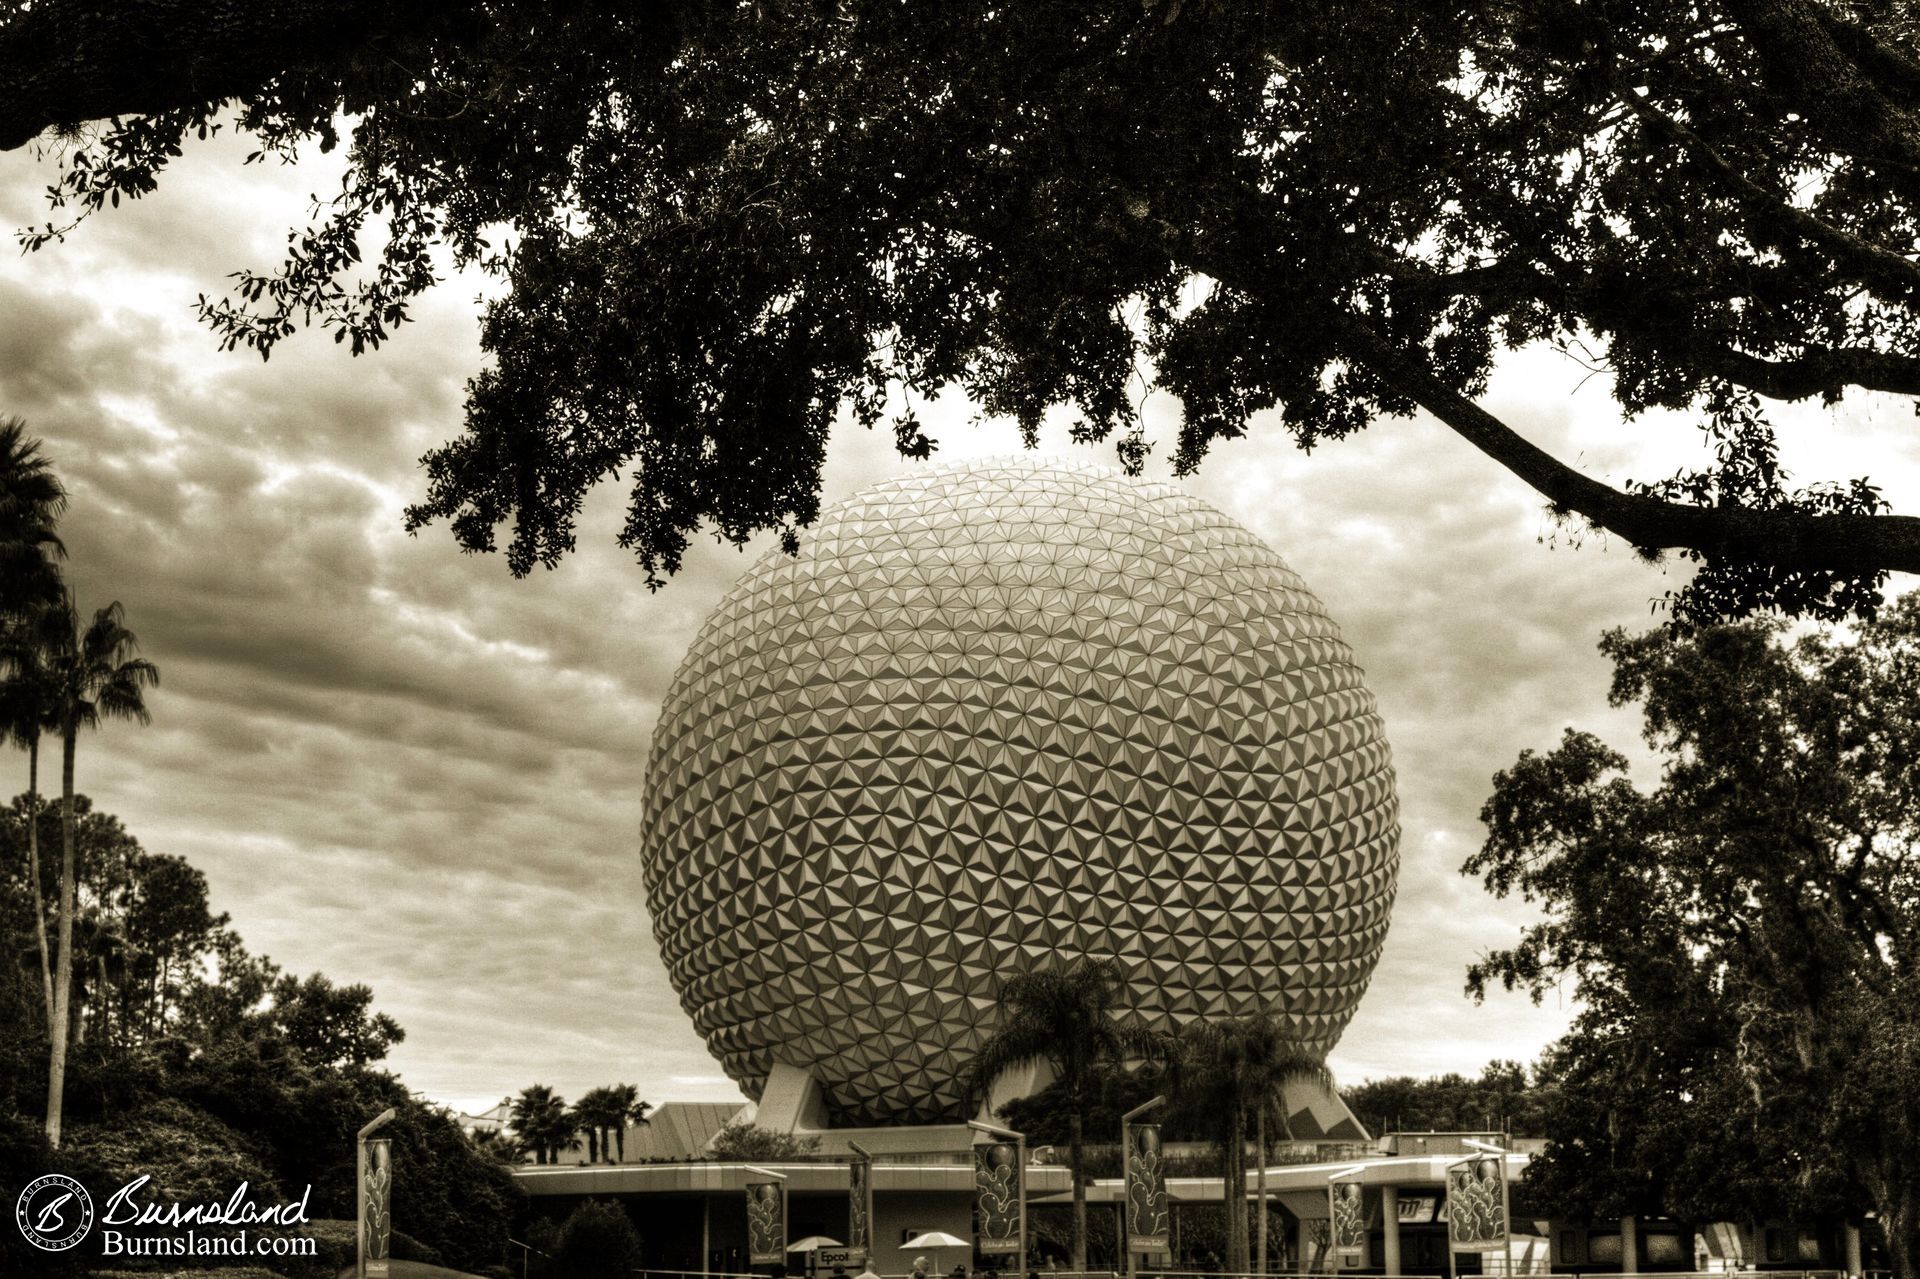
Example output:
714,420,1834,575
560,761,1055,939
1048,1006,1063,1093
789,1237,847,1252
900,1232,971,1250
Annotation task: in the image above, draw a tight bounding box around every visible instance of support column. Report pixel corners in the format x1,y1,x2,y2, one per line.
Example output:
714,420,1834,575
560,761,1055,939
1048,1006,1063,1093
702,1195,711,1278
1845,1222,1863,1279
1381,1187,1401,1277
1620,1215,1638,1276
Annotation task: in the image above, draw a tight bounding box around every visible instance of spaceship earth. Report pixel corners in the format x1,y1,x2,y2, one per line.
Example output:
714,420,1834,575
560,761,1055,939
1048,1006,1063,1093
640,459,1399,1125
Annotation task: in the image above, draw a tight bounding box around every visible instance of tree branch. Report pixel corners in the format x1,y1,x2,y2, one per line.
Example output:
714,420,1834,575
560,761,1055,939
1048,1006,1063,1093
0,0,476,152
1721,0,1920,179
1324,310,1920,575
1617,88,1920,301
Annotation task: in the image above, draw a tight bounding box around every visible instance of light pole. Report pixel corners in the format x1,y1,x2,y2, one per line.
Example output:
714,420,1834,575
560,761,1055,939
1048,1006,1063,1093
1120,1095,1167,1279
968,1119,1027,1279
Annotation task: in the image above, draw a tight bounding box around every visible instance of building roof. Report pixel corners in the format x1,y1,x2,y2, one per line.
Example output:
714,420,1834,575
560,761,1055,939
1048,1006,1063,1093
622,1101,750,1159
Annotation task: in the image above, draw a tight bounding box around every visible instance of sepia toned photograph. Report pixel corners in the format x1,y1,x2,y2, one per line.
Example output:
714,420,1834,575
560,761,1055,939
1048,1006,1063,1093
1,5,1916,1279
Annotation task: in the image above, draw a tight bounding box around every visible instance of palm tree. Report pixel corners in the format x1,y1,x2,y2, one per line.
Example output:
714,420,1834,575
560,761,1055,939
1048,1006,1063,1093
39,595,158,1146
0,419,67,1035
0,417,65,620
1173,1012,1329,1276
608,1083,651,1163
511,1084,575,1164
1,616,61,1028
571,1092,602,1163
963,959,1162,1274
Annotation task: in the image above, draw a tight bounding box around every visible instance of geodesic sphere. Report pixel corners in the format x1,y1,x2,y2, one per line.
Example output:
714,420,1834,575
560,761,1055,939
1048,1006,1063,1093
640,459,1399,1125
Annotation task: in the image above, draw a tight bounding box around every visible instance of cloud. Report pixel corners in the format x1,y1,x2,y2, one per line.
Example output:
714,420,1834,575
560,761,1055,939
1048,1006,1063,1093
3,124,1916,1119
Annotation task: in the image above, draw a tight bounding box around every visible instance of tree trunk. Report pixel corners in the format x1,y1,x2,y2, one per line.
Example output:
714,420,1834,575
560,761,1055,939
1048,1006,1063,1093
26,736,52,1027
1255,1109,1268,1275
615,1125,626,1162
44,725,75,1147
1071,1108,1088,1273
1226,1100,1248,1275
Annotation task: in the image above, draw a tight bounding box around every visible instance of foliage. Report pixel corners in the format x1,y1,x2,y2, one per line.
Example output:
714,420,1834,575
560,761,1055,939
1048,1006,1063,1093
570,1083,648,1164
510,1084,577,1165
1466,600,1920,1277
63,1097,277,1204
705,1121,822,1160
965,959,1163,1272
1169,1012,1327,1275
547,1200,645,1279
998,1063,1164,1148
12,3,1920,621
0,1109,82,1277
1341,1061,1556,1137
290,1218,444,1279
0,417,64,620
0,797,520,1272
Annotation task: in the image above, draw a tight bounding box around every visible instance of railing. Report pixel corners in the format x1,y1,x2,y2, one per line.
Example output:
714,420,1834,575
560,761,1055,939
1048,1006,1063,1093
631,1270,1891,1279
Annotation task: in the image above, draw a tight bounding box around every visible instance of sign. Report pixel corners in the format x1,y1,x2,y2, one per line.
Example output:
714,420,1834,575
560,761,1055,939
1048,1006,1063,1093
1329,1180,1366,1258
817,1248,866,1269
1124,1123,1170,1251
846,1152,872,1265
747,1181,786,1266
1444,1156,1509,1254
1396,1195,1438,1225
973,1141,1023,1255
360,1138,392,1279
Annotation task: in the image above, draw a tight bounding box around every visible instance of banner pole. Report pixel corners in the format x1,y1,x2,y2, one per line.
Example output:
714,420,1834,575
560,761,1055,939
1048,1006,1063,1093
355,1108,396,1279
1121,1095,1167,1279
968,1119,1026,1278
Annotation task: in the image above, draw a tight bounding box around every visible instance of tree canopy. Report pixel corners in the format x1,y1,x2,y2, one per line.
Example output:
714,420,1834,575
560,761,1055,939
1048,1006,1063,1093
1467,603,1920,1276
8,1,1920,622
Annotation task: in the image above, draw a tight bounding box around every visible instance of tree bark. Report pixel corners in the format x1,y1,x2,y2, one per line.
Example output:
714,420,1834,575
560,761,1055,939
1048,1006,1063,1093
44,725,75,1147
1325,312,1920,575
1071,1108,1088,1273
26,736,52,1028
1255,1109,1268,1275
1721,0,1920,182
0,0,478,152
1226,1100,1248,1275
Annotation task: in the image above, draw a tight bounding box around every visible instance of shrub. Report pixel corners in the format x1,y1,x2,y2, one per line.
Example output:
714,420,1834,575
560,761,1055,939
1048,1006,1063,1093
548,1200,643,1279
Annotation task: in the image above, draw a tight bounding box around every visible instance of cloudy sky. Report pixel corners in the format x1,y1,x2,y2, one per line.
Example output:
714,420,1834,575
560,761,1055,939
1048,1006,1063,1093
3,128,1917,1119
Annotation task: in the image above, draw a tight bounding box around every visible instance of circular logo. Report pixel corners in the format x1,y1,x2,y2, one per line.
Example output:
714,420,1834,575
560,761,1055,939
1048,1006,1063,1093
15,1174,93,1252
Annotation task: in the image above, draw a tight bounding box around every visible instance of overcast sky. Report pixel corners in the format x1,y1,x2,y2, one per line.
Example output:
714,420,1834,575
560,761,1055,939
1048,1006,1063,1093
3,129,1917,1118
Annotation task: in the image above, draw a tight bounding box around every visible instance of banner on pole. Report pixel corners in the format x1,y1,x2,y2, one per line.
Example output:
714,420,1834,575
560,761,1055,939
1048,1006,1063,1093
1125,1123,1170,1251
847,1154,873,1265
747,1181,786,1265
361,1138,392,1279
1445,1156,1509,1253
1329,1179,1366,1258
1121,1113,1167,1244
974,1141,1023,1255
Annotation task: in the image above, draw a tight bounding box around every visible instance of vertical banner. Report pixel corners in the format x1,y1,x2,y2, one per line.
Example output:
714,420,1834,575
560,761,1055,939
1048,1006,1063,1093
1445,1156,1509,1253
748,1181,787,1266
847,1153,873,1264
974,1141,1024,1255
1125,1123,1170,1252
361,1138,392,1279
1329,1179,1366,1260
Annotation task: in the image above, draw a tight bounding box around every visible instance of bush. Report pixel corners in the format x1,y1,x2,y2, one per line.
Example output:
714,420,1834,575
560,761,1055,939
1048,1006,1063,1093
706,1121,822,1159
63,1098,281,1206
547,1200,643,1279
0,1110,82,1279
